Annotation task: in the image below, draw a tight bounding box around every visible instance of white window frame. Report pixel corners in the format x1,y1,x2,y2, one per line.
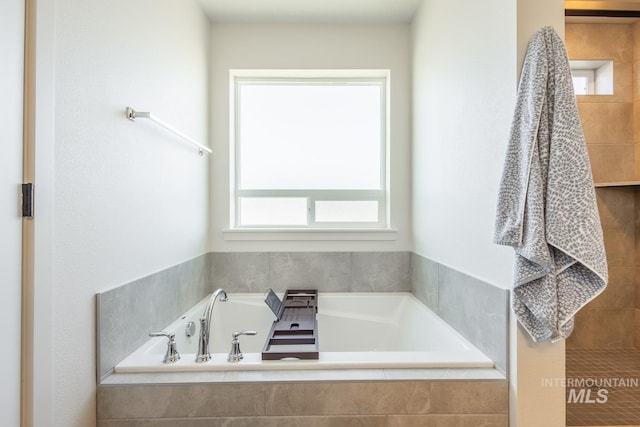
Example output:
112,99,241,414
229,69,389,230
572,69,595,95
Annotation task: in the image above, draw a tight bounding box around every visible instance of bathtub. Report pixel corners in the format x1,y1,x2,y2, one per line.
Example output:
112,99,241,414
114,292,493,373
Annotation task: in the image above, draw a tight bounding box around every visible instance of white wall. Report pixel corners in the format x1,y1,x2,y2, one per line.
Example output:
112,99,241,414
0,1,24,425
411,0,516,288
52,1,210,425
412,0,566,426
513,4,566,427
38,0,571,424
209,23,412,252
31,1,56,424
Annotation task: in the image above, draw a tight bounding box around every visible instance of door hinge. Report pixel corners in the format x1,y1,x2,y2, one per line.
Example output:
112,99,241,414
22,183,34,218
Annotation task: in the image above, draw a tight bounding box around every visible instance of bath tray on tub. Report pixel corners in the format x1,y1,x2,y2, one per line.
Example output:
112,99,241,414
262,289,319,360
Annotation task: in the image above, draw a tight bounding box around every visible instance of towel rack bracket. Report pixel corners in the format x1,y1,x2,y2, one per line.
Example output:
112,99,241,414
125,106,136,121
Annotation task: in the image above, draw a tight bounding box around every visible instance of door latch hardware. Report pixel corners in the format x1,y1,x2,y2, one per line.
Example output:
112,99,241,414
22,183,33,218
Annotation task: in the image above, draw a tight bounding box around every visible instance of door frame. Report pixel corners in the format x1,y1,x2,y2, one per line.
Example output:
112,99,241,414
22,0,55,425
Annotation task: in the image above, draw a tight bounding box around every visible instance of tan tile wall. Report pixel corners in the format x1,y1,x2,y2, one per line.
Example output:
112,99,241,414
637,189,640,349
568,181,636,350
568,186,636,350
565,24,637,349
636,21,640,350
635,22,640,183
96,380,508,427
636,308,640,348
566,23,634,183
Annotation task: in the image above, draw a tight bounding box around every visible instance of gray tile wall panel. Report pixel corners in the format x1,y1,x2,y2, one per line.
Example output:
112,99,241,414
409,253,439,311
97,251,507,382
97,254,209,381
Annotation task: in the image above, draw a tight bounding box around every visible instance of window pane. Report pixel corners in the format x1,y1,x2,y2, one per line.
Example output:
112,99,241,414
315,200,378,223
572,76,588,95
239,197,308,226
239,83,382,190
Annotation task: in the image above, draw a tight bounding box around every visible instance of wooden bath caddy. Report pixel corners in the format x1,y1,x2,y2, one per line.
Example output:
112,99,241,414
261,289,319,360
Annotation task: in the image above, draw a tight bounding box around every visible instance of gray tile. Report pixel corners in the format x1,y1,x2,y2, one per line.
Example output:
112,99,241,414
222,369,386,384
302,381,430,415
387,414,508,427
269,252,351,292
99,416,387,427
210,251,412,293
383,368,504,381
350,252,410,292
97,255,209,381
97,383,265,419
410,253,439,311
97,266,180,381
264,383,306,416
177,254,210,314
430,381,508,414
98,418,259,427
437,265,509,375
210,252,270,293
272,416,386,427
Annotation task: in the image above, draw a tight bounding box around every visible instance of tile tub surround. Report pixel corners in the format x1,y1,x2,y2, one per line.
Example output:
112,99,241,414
97,251,508,382
97,252,411,381
97,377,508,426
96,254,210,382
209,251,411,293
410,253,509,375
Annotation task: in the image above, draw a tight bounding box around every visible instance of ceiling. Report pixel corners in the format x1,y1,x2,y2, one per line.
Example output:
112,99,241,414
196,0,423,23
196,0,640,25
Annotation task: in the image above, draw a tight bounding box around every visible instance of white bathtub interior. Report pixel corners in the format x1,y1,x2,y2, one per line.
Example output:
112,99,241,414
115,292,494,372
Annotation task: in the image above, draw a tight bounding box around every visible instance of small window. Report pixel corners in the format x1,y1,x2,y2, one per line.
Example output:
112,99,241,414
571,69,594,95
569,60,613,95
231,71,388,229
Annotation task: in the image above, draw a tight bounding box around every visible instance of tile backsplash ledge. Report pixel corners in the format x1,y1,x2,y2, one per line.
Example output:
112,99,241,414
96,253,210,382
210,252,410,293
410,253,509,374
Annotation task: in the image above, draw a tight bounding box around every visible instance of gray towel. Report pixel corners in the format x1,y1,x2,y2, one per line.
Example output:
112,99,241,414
494,26,608,342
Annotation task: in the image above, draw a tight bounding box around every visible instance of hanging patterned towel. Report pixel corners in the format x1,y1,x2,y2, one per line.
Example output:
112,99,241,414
494,26,608,342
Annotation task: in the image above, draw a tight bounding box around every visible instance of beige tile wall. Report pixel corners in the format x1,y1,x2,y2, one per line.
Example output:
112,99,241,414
635,21,640,350
96,380,508,427
636,308,640,348
566,23,634,183
637,189,640,349
634,22,640,183
568,186,636,349
565,24,637,349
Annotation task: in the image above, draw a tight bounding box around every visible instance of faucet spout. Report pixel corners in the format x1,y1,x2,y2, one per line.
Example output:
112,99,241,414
195,288,228,362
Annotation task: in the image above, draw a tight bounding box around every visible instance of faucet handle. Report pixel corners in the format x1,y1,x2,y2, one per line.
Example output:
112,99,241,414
227,330,257,363
149,331,180,364
232,330,257,339
149,331,174,339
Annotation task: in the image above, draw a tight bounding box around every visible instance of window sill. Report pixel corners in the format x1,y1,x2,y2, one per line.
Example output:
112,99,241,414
222,228,398,241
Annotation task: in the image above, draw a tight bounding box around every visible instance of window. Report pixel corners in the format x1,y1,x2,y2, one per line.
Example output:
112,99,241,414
571,69,594,95
231,70,388,229
569,60,614,95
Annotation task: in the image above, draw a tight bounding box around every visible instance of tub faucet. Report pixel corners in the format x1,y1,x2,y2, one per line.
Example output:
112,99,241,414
195,288,228,362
